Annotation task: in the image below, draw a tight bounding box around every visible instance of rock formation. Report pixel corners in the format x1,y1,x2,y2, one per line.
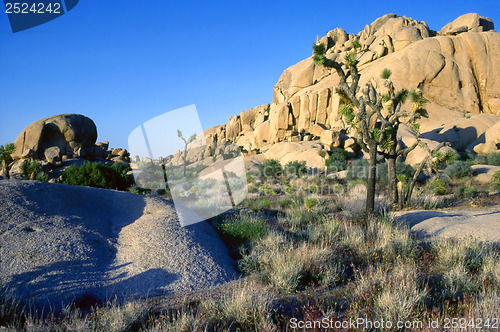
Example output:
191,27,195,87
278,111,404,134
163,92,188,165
198,13,499,167
12,114,97,160
8,114,131,180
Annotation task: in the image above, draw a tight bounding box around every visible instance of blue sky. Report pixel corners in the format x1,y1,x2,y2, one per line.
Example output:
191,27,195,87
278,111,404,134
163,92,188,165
1,0,498,148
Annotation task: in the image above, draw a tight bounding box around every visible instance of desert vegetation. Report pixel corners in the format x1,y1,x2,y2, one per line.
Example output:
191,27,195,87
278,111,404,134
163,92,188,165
1,150,499,331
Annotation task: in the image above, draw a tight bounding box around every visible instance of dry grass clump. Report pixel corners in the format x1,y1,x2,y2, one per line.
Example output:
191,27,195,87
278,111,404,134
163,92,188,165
430,238,500,298
200,279,275,331
350,259,427,323
239,231,340,292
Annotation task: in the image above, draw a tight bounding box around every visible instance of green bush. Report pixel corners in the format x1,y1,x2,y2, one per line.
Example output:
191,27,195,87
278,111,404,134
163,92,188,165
490,170,500,190
433,150,459,169
427,178,449,195
219,215,267,248
251,198,272,211
284,160,307,177
486,152,500,166
258,159,282,178
455,186,480,198
61,161,133,190
444,161,471,179
326,149,351,172
20,160,41,180
36,172,49,182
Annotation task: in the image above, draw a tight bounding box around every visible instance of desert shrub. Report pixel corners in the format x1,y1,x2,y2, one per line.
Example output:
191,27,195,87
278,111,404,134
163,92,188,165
239,231,339,292
432,239,499,298
303,197,316,212
427,178,449,195
277,197,295,209
201,280,275,331
409,193,446,210
455,186,480,198
444,161,472,179
250,198,272,211
490,170,500,190
258,159,282,178
61,161,133,190
219,214,267,248
20,160,41,180
433,150,460,169
35,172,49,182
284,160,307,177
351,259,427,323
326,149,351,172
486,152,500,166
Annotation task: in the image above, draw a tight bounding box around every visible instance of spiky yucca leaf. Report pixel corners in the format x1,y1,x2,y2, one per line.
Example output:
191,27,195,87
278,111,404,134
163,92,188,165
380,68,392,80
396,89,409,104
381,137,395,152
381,93,391,102
372,128,381,141
344,53,357,67
410,89,427,106
351,38,361,49
335,86,352,104
313,54,325,66
312,42,326,56
415,108,429,118
339,104,355,124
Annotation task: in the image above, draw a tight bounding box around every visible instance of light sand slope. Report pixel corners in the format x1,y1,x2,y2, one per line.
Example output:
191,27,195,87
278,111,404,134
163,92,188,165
0,180,237,310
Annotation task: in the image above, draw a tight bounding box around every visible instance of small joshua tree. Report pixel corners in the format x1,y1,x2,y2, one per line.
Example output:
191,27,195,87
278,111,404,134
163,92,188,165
177,130,197,177
0,143,15,180
312,40,431,215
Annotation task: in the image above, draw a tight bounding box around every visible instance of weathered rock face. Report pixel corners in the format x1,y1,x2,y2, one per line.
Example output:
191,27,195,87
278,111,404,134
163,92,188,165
197,13,499,169
12,114,97,160
439,13,494,35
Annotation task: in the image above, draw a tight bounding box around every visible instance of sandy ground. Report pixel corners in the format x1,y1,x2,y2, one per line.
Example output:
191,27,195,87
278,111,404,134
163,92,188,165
0,180,237,311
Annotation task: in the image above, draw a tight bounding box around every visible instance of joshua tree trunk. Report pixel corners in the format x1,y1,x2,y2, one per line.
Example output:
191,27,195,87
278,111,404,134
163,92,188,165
366,145,377,218
386,153,397,207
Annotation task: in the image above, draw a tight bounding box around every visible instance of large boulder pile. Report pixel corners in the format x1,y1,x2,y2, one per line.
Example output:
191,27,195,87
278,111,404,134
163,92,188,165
194,13,499,168
8,114,131,180
12,114,97,160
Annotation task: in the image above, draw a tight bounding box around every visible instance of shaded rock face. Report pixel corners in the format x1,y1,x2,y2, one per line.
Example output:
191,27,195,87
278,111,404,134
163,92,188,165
12,114,97,160
201,13,499,161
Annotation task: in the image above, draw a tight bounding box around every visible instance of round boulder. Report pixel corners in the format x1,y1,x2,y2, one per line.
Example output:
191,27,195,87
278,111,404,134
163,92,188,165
12,114,97,160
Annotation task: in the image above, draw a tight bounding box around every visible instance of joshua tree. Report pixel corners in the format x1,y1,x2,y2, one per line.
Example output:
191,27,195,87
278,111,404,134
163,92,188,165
312,40,429,215
373,69,430,209
177,130,197,177
313,40,379,217
0,143,15,179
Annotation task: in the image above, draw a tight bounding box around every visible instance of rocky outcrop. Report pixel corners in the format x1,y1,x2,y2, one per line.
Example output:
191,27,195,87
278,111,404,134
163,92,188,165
8,115,130,180
439,13,494,35
12,114,97,160
199,13,499,164
470,121,500,154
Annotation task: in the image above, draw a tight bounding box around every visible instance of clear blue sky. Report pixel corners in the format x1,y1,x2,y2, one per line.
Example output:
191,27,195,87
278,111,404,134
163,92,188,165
1,0,498,148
